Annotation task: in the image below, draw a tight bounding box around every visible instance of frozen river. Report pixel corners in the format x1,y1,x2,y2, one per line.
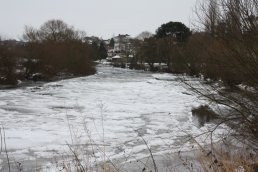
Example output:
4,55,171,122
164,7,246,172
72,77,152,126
0,65,212,171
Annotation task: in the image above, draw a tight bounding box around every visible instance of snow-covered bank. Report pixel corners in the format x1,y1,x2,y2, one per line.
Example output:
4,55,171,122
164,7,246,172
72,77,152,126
0,65,225,171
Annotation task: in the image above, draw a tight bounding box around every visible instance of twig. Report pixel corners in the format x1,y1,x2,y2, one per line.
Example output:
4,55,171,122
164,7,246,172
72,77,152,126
0,127,2,155
2,126,11,172
66,142,86,172
140,136,158,172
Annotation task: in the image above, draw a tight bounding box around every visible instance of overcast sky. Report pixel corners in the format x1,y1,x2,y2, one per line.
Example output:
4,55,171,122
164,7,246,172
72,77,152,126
0,0,197,40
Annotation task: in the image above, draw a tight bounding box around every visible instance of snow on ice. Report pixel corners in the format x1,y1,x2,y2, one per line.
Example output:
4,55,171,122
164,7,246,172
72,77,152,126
0,65,226,170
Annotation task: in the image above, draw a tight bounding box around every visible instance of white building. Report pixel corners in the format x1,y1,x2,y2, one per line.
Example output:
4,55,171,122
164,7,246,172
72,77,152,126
113,34,131,53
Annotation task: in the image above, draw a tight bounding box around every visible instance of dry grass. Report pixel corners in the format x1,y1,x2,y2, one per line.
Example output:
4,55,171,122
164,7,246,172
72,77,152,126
181,136,258,172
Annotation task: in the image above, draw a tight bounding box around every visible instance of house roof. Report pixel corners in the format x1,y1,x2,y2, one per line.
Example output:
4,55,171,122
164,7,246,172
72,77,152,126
112,55,121,59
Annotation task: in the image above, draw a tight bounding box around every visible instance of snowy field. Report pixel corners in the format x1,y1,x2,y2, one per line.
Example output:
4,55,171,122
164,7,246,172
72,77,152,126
0,65,223,171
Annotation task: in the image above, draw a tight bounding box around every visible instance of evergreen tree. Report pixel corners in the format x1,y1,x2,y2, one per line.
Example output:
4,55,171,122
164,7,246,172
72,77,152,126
109,38,115,48
155,21,191,41
98,41,107,59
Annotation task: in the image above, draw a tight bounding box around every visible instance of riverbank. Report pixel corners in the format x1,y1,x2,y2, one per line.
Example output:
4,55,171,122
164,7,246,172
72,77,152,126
0,64,97,90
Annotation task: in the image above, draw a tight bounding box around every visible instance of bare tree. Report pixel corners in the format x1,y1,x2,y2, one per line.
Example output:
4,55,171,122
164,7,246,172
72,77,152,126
23,19,95,79
24,19,86,43
188,0,258,146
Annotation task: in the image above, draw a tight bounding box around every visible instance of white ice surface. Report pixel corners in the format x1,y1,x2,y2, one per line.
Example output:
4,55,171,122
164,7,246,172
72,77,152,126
0,66,223,169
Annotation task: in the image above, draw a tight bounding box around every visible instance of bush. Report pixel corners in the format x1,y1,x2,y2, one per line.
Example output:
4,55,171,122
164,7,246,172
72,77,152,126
23,19,96,80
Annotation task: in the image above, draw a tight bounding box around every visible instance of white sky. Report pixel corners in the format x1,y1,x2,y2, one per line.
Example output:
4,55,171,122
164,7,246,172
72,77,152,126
0,0,197,40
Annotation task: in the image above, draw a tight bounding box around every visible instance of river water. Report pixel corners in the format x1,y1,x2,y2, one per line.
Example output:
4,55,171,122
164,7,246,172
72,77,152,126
0,65,217,171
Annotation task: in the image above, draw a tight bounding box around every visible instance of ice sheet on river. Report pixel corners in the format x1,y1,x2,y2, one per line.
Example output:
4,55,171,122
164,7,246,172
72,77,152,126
0,66,226,170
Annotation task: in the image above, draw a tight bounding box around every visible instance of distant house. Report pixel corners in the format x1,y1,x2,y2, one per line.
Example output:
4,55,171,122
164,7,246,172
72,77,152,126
111,55,123,62
113,34,131,53
104,34,135,67
0,39,26,46
105,34,133,58
107,48,115,58
103,39,111,46
84,36,101,45
111,55,127,67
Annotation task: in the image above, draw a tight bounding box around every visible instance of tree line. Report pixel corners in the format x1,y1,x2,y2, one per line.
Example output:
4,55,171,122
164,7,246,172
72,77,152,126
0,19,99,85
132,1,258,89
